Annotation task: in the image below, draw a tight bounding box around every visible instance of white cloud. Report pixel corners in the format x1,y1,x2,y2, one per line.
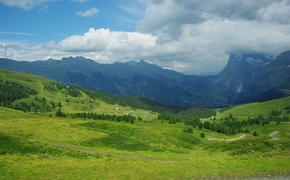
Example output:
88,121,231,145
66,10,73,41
0,0,89,9
58,28,156,53
2,22,290,75
76,7,99,17
0,31,37,36
154,19,290,74
0,28,158,64
138,0,279,33
257,0,290,24
134,0,290,74
0,0,55,9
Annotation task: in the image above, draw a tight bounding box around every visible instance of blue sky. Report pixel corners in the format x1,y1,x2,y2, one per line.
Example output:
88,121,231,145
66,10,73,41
0,0,143,42
0,0,290,75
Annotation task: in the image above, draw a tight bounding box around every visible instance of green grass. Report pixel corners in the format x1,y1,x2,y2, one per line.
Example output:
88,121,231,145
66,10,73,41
1,68,290,178
0,68,158,121
217,97,290,119
0,107,290,179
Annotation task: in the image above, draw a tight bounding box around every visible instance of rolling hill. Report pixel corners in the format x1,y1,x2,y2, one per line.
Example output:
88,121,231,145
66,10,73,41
0,69,290,178
217,96,290,119
0,68,158,120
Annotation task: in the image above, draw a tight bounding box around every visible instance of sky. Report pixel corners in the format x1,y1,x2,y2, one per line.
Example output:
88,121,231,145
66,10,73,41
0,0,290,75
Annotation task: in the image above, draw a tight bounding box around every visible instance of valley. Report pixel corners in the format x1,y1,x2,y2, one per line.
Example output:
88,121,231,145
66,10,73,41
1,1,290,179
1,51,289,108
0,69,290,179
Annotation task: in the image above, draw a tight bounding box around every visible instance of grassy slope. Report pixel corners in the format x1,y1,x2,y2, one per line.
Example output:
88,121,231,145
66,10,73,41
0,107,290,179
0,69,290,178
0,68,157,120
217,96,290,119
0,68,216,121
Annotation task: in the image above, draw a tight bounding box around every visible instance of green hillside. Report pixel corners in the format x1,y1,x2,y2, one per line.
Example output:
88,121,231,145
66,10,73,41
0,69,290,179
217,97,290,119
0,68,158,120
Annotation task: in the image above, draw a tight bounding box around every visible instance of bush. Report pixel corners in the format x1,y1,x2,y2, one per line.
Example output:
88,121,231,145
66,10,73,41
253,131,258,137
56,109,66,117
200,132,206,138
183,128,193,133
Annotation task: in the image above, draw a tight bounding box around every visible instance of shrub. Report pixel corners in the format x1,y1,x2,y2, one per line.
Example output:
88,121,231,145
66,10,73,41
56,109,66,117
200,132,206,138
183,128,193,133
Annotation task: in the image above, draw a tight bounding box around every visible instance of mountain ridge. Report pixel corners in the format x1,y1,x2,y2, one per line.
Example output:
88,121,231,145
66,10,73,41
0,50,289,107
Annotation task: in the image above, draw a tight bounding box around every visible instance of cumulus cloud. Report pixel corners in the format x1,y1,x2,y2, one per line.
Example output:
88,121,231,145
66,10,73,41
2,21,290,75
59,28,156,52
135,0,290,74
155,19,290,73
0,28,157,64
76,7,99,17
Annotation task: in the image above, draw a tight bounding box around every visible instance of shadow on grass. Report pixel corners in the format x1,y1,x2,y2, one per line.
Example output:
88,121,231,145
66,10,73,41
0,133,37,155
0,132,89,158
79,122,201,152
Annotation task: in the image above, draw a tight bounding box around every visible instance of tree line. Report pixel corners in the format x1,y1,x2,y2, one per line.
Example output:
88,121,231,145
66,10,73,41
56,110,142,124
186,112,289,135
0,80,37,106
157,109,290,135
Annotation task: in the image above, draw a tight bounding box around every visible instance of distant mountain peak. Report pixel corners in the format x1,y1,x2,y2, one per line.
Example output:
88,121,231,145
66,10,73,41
125,60,159,69
139,59,147,64
61,56,91,61
229,53,273,65
274,50,290,65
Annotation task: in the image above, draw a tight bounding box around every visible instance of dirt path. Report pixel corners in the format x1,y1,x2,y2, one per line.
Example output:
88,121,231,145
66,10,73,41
38,140,189,163
269,131,280,140
207,134,246,142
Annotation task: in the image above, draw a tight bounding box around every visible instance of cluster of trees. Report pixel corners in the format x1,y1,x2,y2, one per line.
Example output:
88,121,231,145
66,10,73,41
56,110,142,124
66,86,81,97
285,106,290,114
12,97,60,113
190,117,247,135
182,111,290,135
183,127,193,133
0,80,37,106
55,108,66,117
44,82,81,97
157,114,179,124
183,110,290,135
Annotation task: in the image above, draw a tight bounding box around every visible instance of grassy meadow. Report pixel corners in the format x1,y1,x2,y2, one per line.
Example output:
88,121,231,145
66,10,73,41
1,107,290,179
0,69,290,179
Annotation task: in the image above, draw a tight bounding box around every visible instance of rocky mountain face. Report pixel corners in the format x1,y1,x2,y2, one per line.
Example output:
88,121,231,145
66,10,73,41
0,51,289,107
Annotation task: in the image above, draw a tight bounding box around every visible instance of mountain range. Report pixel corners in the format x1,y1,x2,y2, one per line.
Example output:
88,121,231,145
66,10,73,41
0,51,289,107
